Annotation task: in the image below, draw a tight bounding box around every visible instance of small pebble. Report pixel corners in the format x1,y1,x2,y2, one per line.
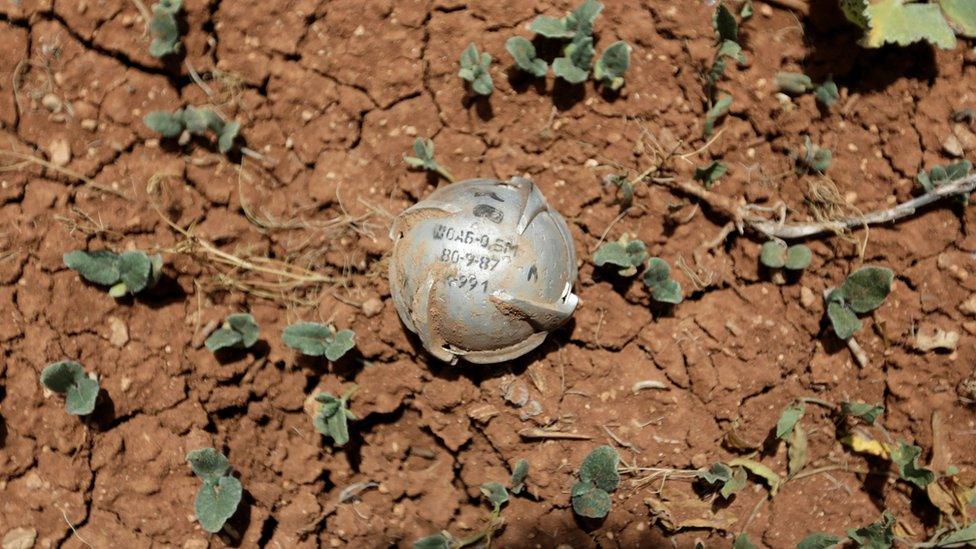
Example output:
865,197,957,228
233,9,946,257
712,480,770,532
2,527,37,549
48,138,71,167
41,93,61,112
108,316,129,347
81,119,98,131
943,134,964,158
362,298,383,318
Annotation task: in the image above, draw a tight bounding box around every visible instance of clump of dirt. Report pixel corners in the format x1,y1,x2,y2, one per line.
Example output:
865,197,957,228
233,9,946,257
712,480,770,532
2,0,976,547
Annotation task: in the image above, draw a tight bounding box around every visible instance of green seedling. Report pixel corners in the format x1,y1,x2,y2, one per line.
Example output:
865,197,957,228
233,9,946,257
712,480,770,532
776,72,814,95
693,161,727,188
775,402,805,440
698,462,748,498
282,322,355,361
740,0,754,18
458,43,493,96
795,136,832,174
505,37,547,77
529,0,603,39
848,510,895,548
840,401,884,424
553,32,595,84
186,448,243,534
148,0,182,58
705,4,745,105
313,386,357,446
571,445,619,519
891,442,935,488
593,235,648,276
733,534,758,549
144,106,240,154
40,361,99,416
760,240,812,271
413,534,453,549
929,522,976,548
205,313,259,352
593,41,631,90
404,138,455,183
776,402,809,475
607,174,634,207
825,266,893,340
796,533,843,549
414,477,510,548
63,250,163,297
918,160,972,204
841,0,975,50
642,257,683,304
814,78,840,107
704,94,732,138
509,459,529,495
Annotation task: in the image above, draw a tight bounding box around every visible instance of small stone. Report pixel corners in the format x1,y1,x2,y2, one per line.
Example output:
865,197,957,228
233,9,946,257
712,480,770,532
48,138,71,167
41,93,61,112
584,158,599,168
954,123,976,152
943,134,964,158
361,298,383,318
2,528,36,549
960,294,976,316
80,119,97,131
799,286,816,309
691,452,708,469
120,377,133,392
108,316,129,347
182,540,208,549
760,3,773,16
914,326,959,352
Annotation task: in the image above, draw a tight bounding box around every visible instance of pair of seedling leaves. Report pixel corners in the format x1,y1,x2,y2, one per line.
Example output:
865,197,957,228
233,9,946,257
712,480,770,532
311,386,357,446
64,250,163,297
592,236,683,304
204,314,355,361
413,459,529,548
570,445,620,519
145,106,240,154
403,138,455,183
795,136,833,175
825,266,893,340
186,448,242,534
918,159,973,204
508,0,631,89
148,0,182,57
760,240,812,271
840,0,976,50
775,72,841,107
703,5,745,136
40,361,99,416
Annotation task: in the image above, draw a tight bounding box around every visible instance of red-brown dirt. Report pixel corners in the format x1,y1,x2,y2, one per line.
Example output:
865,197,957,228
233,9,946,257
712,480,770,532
2,0,976,547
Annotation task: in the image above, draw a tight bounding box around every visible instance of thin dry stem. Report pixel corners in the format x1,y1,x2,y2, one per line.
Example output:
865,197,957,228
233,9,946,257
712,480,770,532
0,150,128,199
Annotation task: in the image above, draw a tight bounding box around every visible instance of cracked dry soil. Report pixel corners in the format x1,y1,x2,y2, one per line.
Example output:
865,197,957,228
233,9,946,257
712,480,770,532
2,0,976,547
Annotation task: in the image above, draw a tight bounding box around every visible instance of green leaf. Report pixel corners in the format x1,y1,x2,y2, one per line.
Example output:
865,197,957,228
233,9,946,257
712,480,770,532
838,267,894,313
565,0,603,34
506,37,548,77
840,401,884,424
195,475,242,533
698,462,747,498
564,31,596,71
733,534,758,549
578,445,619,492
814,79,840,107
642,257,671,287
847,511,895,549
283,322,356,360
941,0,976,37
226,313,259,348
862,0,956,49
594,41,631,90
148,2,181,58
797,533,843,549
144,111,185,137
704,94,732,137
760,241,788,269
891,442,935,488
218,121,240,154
64,250,122,286
776,402,805,440
118,251,152,294
187,448,232,483
571,481,612,518
728,458,782,495
714,3,739,43
40,360,86,393
740,0,754,19
529,15,574,38
593,238,647,275
108,282,128,298
510,459,529,494
480,481,509,511
935,522,976,547
827,301,861,340
796,136,832,174
65,377,99,415
651,278,683,304
413,533,452,549
698,462,732,484
552,57,589,84
204,328,244,352
693,161,727,188
776,72,814,94
313,392,354,446
182,106,214,135
784,245,812,270
459,43,493,96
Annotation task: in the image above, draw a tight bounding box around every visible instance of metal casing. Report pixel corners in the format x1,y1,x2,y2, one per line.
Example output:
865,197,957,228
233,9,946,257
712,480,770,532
389,177,579,364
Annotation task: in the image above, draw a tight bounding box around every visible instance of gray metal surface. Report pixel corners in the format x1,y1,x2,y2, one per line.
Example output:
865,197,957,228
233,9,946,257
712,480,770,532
388,176,579,364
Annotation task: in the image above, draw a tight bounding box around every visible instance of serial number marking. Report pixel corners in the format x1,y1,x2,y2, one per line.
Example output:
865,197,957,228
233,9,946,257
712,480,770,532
446,274,489,293
438,248,502,271
431,224,519,256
